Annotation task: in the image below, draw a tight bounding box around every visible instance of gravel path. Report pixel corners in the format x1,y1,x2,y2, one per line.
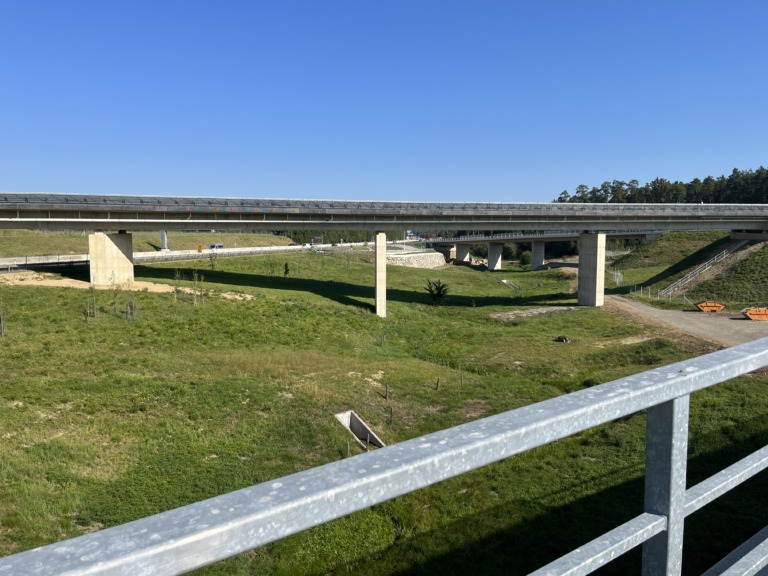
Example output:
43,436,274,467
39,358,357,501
605,295,768,348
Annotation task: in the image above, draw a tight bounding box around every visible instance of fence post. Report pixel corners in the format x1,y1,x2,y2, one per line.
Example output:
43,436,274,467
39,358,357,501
641,396,689,576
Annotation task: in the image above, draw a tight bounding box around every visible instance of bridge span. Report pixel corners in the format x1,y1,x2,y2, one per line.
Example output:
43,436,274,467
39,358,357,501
2,193,768,315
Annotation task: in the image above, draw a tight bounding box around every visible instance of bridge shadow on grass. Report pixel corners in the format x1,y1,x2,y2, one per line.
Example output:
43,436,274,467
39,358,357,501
612,237,734,296
343,414,768,576
131,265,577,311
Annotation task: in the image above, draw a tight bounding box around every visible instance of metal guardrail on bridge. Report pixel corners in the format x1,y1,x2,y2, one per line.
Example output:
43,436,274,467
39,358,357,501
2,339,768,575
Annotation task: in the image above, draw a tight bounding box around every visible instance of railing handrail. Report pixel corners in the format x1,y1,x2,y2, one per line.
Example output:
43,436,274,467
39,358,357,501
658,240,749,297
2,338,768,575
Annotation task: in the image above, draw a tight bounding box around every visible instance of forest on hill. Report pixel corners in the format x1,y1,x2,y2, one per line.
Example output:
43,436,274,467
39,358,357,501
554,167,768,204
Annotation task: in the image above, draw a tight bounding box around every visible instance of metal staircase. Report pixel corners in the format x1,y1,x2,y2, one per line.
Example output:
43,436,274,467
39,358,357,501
658,239,750,297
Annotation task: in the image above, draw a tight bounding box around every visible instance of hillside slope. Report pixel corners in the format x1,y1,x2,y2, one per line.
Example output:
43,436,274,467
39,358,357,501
611,231,768,311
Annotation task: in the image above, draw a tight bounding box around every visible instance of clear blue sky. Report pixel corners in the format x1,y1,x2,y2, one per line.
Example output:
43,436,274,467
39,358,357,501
2,1,767,202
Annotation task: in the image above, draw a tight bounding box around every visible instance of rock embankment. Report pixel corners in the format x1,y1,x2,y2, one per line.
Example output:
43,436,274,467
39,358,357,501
386,252,447,269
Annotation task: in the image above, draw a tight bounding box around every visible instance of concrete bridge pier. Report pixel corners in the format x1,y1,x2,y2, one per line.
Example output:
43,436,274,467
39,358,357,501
88,232,134,287
487,243,503,271
577,232,605,307
531,241,545,270
375,232,387,318
454,244,470,264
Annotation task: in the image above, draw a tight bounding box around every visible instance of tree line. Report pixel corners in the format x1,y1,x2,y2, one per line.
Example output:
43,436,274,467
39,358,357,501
553,167,768,204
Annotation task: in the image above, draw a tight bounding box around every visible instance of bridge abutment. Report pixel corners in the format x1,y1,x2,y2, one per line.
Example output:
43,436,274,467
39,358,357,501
577,232,605,307
88,232,134,287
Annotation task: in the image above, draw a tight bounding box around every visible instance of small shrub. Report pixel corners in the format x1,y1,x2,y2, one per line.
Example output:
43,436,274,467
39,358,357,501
425,279,449,306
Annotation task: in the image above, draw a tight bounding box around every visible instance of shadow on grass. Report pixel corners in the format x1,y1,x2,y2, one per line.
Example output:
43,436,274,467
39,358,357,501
34,261,577,312
124,265,578,312
342,414,768,576
631,236,734,290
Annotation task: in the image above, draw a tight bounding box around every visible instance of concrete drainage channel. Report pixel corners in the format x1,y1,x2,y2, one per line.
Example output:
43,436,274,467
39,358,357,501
335,410,386,451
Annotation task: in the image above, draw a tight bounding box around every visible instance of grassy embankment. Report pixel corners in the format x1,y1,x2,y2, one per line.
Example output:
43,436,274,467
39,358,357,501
0,229,293,256
1,247,767,575
608,230,768,310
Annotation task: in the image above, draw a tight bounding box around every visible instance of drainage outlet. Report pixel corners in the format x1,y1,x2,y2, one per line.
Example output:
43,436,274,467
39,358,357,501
335,410,386,449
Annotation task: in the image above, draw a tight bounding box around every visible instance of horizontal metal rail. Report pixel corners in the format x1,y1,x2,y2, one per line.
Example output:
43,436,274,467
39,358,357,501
1,338,768,575
702,526,768,576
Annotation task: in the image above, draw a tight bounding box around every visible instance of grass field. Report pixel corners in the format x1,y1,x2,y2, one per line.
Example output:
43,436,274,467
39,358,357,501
1,247,767,574
0,229,293,256
607,230,768,311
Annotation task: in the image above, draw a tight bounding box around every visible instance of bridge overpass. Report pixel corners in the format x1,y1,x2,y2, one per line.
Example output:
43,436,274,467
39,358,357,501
2,193,768,314
428,229,660,273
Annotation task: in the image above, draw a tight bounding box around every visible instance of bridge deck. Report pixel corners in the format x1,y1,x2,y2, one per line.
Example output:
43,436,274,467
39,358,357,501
1,194,767,232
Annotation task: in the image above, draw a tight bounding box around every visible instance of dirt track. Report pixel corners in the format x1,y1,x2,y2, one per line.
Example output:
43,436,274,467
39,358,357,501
605,295,768,348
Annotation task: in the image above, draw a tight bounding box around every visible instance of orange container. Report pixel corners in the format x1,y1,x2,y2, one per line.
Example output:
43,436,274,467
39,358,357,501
696,301,725,313
741,307,768,321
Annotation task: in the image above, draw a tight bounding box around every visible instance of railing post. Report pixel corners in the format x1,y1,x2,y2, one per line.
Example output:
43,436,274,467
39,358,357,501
642,396,690,576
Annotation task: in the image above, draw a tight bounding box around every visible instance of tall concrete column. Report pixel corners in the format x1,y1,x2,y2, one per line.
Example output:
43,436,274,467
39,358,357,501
455,244,470,264
161,230,169,251
375,232,387,318
531,241,545,270
487,243,503,271
88,232,134,287
577,232,606,307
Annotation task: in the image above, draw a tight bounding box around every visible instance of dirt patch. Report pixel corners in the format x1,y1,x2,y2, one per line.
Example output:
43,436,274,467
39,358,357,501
594,336,652,348
603,295,768,351
0,271,174,292
490,306,580,321
459,399,491,420
0,270,253,300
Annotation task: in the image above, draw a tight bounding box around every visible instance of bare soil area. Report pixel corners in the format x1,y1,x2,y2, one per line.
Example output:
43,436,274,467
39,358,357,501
604,295,768,348
0,271,253,300
0,271,174,292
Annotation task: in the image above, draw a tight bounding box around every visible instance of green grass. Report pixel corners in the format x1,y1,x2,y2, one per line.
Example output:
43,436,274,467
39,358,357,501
686,245,768,309
1,251,767,575
607,230,768,311
612,231,729,271
0,229,293,256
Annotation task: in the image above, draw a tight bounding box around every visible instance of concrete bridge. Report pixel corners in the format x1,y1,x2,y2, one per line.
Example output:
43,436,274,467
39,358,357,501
2,193,768,315
429,229,659,274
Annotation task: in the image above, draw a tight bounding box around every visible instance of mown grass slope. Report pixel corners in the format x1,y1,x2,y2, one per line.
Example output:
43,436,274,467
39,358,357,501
609,231,730,291
609,230,768,311
687,245,768,308
1,251,767,575
0,229,292,256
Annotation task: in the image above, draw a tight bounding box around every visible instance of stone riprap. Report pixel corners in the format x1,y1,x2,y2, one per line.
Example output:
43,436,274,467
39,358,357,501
386,251,447,269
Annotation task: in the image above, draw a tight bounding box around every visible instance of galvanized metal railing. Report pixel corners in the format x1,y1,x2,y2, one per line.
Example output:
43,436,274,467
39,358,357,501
2,339,768,575
658,240,750,297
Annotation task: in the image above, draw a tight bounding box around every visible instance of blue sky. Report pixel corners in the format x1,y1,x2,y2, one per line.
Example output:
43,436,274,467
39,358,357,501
1,1,767,202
